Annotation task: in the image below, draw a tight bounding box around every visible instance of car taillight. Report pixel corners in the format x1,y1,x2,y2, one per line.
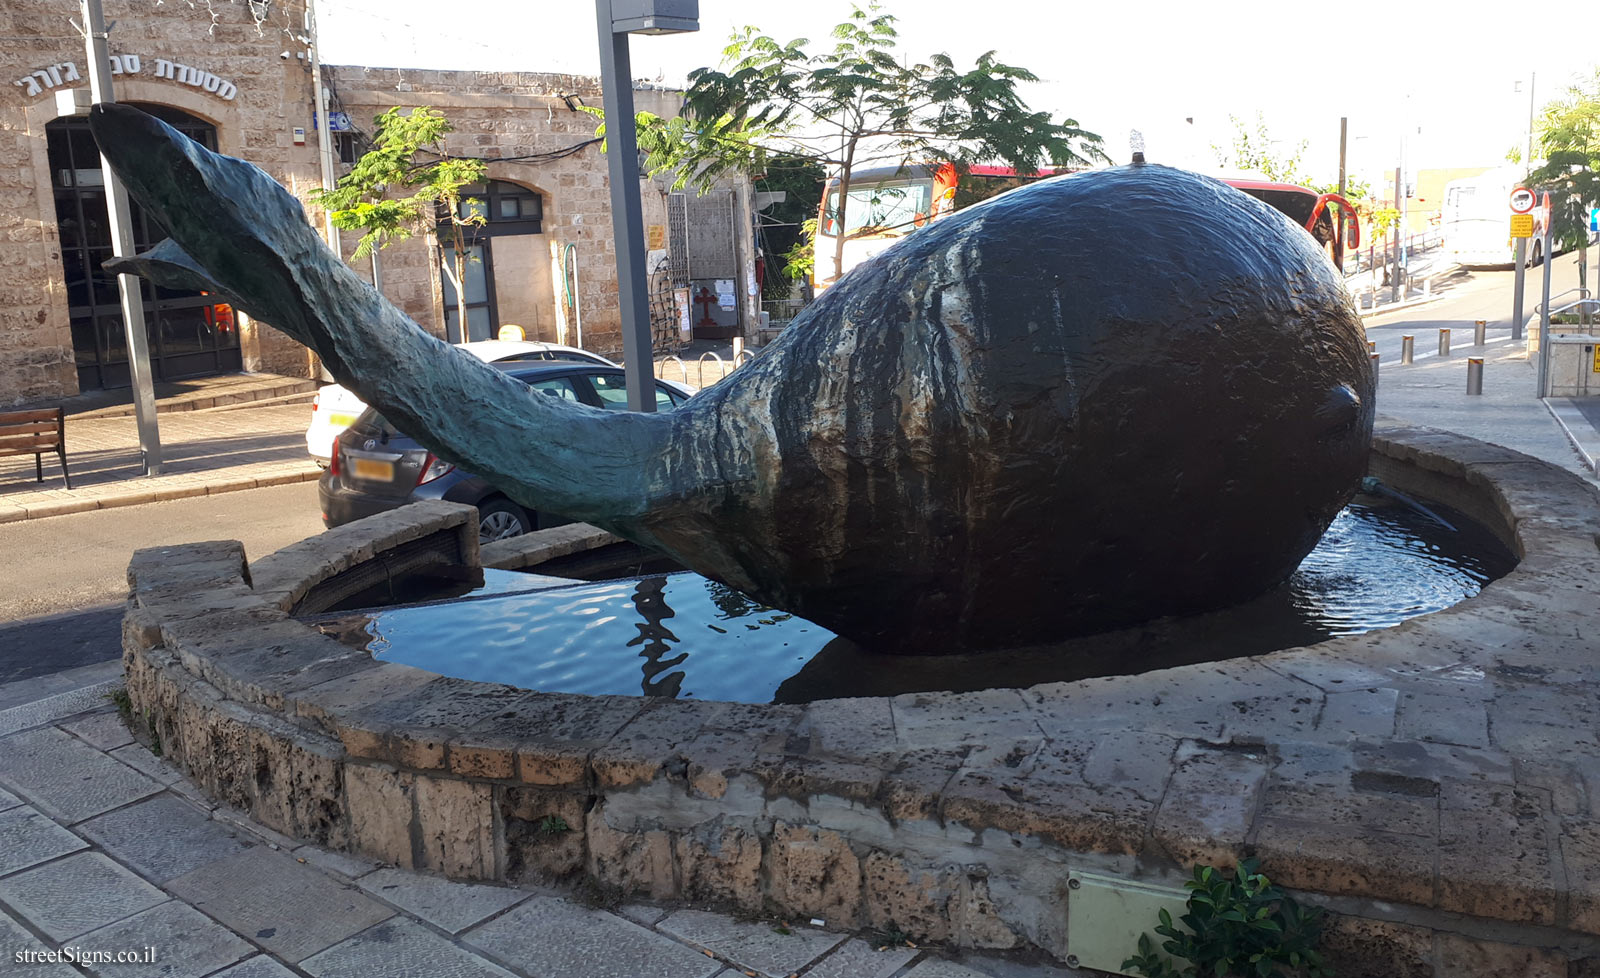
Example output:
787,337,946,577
416,452,455,486
329,443,341,477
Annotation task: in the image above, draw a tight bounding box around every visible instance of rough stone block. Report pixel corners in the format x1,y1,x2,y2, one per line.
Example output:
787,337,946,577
1436,933,1566,978
1436,780,1557,925
346,763,417,869
586,806,677,899
764,822,863,925
1251,818,1435,906
1152,744,1267,870
674,823,763,908
1308,914,1432,978
590,699,721,788
414,775,494,878
499,784,588,883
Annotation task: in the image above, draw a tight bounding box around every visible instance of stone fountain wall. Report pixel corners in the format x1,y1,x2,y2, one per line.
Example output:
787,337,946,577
119,422,1600,974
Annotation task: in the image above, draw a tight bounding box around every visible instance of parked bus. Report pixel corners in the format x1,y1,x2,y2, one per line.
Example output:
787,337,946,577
1441,166,1545,269
812,164,1358,291
812,162,1063,292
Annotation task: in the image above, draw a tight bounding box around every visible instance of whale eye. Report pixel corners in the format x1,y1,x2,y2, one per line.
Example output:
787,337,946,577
1313,384,1361,440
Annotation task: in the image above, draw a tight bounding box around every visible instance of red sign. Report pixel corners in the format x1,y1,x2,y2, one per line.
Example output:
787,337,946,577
1509,186,1535,214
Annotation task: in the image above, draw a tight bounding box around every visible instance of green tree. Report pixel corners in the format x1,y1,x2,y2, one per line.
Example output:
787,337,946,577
1213,112,1309,185
635,3,1105,285
1528,68,1600,253
310,106,486,336
754,155,826,300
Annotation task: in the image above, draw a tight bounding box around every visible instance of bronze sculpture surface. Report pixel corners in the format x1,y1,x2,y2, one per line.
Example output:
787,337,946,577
91,104,1373,654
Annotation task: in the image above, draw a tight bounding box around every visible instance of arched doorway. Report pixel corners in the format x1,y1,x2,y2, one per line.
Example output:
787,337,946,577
439,179,548,343
49,104,242,391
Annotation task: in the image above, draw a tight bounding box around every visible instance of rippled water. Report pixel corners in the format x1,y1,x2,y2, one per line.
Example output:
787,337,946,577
306,497,1516,703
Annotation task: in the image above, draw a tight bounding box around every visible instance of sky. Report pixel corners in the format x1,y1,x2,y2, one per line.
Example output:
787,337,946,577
316,0,1600,187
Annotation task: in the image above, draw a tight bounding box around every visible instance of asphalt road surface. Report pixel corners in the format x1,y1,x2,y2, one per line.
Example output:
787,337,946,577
0,480,325,682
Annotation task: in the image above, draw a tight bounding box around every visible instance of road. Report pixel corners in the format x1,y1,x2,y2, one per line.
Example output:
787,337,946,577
0,481,325,681
1361,249,1598,479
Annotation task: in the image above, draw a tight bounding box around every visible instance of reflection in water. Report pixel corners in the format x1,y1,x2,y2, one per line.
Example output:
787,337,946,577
629,577,686,697
305,497,1516,704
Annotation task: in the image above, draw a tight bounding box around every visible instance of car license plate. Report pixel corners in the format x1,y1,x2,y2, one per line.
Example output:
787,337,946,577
352,457,395,482
328,413,358,428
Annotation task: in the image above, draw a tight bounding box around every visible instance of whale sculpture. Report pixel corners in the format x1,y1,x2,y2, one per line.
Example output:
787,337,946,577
90,104,1373,655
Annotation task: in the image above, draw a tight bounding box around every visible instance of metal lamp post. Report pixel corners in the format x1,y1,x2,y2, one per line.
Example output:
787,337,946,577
595,0,698,412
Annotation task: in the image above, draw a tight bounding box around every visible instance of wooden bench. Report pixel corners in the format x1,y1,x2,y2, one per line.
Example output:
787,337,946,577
0,408,71,489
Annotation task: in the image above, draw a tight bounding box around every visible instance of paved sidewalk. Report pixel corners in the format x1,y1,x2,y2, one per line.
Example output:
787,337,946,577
0,401,320,524
0,662,1073,978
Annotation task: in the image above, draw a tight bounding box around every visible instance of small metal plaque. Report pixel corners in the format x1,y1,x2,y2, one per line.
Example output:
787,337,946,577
1064,871,1189,975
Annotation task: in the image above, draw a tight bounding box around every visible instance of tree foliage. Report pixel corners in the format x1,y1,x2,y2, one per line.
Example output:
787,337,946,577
1528,68,1600,252
636,3,1105,282
1213,112,1310,185
310,107,486,330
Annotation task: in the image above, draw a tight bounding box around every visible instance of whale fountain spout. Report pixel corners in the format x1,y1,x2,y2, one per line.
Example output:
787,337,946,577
89,103,1373,655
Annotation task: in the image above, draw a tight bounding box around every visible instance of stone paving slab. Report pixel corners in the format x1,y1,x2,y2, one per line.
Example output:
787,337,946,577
60,709,136,750
75,899,255,978
803,938,921,978
0,805,87,876
77,794,255,883
0,908,81,978
209,957,302,978
0,852,167,941
293,844,377,880
0,679,123,736
0,783,20,811
0,724,163,823
166,847,394,962
302,918,520,978
357,867,530,934
464,897,722,978
904,959,994,978
109,742,187,786
655,909,848,978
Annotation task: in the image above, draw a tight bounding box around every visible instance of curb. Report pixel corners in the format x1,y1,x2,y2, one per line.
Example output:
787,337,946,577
1545,398,1600,475
1359,290,1452,319
0,466,322,524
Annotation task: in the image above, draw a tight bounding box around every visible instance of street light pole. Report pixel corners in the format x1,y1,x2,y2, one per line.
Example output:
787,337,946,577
596,1,654,412
81,0,162,474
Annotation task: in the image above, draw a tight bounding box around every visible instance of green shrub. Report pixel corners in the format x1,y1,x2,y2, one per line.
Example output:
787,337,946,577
1122,860,1332,978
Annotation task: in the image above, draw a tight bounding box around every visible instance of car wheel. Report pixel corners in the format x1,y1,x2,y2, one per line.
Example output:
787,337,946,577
476,498,532,544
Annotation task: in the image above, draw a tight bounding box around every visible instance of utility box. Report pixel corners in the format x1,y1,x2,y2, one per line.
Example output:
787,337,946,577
610,0,698,34
1546,334,1600,397
1064,871,1189,975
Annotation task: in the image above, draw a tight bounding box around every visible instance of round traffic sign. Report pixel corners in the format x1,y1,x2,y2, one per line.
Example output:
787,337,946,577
1510,187,1536,214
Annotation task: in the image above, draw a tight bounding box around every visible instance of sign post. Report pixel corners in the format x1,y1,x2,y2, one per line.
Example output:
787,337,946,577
1510,186,1535,342
1537,192,1555,398
81,0,162,474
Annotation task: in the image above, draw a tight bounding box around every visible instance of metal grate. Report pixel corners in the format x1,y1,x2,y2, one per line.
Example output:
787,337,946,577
666,193,691,287
685,190,737,280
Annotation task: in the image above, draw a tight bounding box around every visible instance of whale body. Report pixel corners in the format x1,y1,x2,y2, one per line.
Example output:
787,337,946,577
90,104,1373,654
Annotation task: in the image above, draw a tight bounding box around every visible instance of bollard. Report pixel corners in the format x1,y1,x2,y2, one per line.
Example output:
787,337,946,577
732,335,744,361
1367,340,1377,353
1438,328,1451,357
1370,351,1381,387
1474,320,1486,346
1466,357,1483,395
1401,334,1414,364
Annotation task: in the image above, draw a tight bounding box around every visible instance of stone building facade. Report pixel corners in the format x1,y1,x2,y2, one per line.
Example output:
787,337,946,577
1,0,749,406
